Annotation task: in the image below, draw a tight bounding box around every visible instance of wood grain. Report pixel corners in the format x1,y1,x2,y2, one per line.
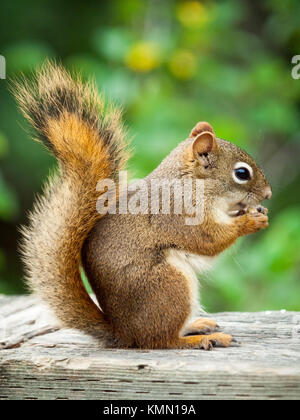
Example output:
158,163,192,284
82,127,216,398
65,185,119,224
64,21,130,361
0,295,299,400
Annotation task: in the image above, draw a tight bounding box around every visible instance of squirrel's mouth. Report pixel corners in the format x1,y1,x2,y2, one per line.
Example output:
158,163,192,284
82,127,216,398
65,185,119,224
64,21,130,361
227,193,263,217
228,202,248,217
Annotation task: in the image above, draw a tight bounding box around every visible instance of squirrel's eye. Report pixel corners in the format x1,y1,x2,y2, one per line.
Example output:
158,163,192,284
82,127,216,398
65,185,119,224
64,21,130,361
235,167,250,180
232,162,253,184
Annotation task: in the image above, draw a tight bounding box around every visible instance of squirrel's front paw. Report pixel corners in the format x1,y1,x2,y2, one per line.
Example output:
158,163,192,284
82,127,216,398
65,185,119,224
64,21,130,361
239,207,269,234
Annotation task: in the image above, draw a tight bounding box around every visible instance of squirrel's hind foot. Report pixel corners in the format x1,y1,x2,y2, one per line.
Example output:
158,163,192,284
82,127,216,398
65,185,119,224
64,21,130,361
179,332,234,350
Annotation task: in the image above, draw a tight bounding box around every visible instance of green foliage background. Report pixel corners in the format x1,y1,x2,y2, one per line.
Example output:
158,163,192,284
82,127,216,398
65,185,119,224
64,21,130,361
0,0,299,311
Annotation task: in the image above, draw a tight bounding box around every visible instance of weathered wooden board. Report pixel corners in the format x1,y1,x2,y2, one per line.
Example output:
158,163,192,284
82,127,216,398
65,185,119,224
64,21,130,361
0,295,299,400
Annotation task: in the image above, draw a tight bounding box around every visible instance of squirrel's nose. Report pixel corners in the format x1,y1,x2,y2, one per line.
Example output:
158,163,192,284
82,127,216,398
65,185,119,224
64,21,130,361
264,186,272,200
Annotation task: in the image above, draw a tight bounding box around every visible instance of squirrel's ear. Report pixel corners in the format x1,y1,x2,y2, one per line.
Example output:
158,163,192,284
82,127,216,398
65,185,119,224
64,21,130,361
190,121,218,158
192,131,215,157
192,131,218,159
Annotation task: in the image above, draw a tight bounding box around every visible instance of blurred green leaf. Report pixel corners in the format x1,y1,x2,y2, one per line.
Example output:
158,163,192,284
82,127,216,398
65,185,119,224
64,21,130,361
4,41,54,73
0,131,8,158
0,173,19,221
93,27,133,62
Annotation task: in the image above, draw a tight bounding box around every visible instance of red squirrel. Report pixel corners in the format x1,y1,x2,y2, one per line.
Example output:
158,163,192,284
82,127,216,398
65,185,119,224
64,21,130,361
13,62,271,349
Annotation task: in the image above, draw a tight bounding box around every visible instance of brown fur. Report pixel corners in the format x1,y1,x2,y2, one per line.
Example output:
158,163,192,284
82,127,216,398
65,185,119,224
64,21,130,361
14,64,271,349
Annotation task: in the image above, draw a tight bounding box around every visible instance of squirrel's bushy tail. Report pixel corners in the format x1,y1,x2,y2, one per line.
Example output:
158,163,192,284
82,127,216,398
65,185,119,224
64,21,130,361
13,61,129,336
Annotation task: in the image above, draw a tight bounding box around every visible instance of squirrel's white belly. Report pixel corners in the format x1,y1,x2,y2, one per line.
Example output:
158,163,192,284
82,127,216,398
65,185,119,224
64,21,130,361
166,249,215,320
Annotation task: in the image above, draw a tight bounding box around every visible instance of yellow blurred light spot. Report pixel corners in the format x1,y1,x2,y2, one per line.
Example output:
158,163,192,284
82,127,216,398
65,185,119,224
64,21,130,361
176,1,207,27
125,42,160,73
168,50,197,80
